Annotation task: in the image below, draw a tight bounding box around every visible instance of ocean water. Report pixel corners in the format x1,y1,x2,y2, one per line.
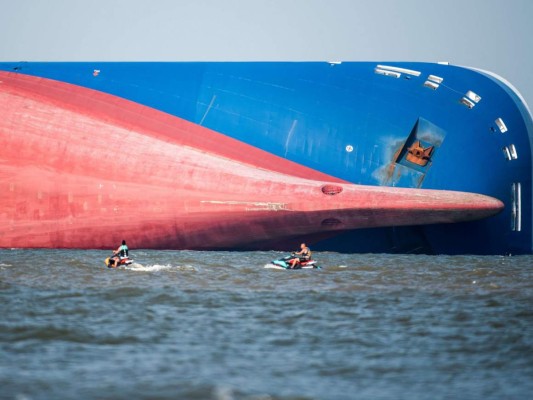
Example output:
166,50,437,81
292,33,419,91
0,249,532,400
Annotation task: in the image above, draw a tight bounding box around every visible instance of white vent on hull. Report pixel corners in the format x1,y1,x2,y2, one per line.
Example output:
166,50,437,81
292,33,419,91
424,81,439,90
503,144,518,160
376,65,421,77
509,144,518,159
423,75,443,90
374,68,401,78
460,90,481,108
511,182,522,232
495,118,508,133
503,147,511,160
460,97,476,109
428,75,443,84
466,90,482,103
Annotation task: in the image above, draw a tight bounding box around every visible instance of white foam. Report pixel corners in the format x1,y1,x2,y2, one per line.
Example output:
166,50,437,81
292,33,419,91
263,264,284,269
125,263,195,272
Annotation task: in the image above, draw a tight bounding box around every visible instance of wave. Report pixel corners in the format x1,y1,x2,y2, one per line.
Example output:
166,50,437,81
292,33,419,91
263,264,284,269
124,263,196,272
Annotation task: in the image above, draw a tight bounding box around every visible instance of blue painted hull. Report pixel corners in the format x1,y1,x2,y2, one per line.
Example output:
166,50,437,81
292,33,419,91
1,61,531,254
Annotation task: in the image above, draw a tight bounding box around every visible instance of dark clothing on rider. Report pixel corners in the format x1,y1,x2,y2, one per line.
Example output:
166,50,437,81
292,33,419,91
299,247,311,260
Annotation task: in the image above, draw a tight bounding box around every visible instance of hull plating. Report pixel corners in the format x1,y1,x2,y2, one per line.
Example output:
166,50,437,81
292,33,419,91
0,62,531,253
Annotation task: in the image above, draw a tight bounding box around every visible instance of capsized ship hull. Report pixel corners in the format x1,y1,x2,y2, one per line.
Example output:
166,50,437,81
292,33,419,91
0,62,531,254
0,71,501,249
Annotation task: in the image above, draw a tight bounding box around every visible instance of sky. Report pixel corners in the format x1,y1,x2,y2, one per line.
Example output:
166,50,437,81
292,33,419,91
1,0,532,107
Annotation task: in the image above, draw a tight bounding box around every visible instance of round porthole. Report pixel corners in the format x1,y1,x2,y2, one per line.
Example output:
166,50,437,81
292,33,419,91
346,145,353,152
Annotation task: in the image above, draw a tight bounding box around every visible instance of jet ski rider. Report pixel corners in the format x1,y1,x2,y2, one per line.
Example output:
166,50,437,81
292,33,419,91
111,240,129,268
289,243,311,269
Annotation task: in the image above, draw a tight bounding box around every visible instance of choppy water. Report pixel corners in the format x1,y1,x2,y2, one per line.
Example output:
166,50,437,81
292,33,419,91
0,249,532,400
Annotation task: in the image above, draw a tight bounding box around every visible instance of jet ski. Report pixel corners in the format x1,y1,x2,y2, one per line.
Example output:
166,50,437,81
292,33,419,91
268,254,321,270
104,255,134,268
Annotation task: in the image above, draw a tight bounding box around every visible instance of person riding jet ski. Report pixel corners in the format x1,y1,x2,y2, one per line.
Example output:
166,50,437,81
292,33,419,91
109,240,129,268
289,243,311,269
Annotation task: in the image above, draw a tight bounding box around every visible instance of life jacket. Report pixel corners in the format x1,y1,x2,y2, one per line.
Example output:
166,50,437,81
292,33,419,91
119,244,129,257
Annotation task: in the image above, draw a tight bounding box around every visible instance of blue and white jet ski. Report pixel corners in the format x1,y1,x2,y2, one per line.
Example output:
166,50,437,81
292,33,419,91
268,254,321,270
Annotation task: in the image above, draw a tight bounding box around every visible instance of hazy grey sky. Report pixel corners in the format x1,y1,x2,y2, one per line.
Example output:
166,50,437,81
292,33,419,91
1,0,532,107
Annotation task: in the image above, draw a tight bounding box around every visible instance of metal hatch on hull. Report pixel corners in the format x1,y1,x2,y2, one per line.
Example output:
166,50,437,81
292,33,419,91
379,118,445,188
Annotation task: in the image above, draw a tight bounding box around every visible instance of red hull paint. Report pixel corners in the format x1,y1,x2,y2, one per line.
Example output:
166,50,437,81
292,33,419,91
0,72,503,249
